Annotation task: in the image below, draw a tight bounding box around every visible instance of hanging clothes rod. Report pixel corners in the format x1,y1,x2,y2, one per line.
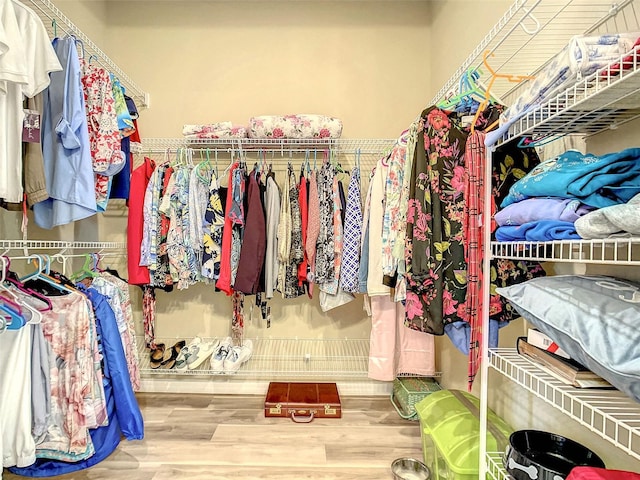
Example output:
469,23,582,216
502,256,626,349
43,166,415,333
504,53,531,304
140,138,397,155
24,0,149,108
137,147,383,156
1,253,124,262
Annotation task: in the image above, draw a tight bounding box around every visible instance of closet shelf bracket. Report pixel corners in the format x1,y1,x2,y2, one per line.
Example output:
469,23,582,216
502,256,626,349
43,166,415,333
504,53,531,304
25,0,149,108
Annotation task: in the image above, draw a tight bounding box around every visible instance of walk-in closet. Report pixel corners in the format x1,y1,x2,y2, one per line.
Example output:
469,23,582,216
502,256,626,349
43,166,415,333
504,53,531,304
2,0,640,479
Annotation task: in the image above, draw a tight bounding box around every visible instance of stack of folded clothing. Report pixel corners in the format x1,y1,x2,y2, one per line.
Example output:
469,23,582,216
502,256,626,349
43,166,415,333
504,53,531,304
182,122,247,139
495,198,593,241
495,147,640,241
575,193,640,239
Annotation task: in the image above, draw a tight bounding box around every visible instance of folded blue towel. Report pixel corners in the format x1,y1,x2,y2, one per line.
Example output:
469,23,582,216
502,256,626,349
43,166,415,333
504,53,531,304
496,220,580,241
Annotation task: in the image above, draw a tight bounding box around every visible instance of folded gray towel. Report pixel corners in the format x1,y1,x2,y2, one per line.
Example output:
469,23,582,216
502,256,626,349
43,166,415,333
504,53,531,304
575,193,640,239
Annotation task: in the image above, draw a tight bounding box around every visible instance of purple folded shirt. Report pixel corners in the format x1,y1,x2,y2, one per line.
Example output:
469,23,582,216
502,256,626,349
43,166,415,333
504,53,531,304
495,197,594,226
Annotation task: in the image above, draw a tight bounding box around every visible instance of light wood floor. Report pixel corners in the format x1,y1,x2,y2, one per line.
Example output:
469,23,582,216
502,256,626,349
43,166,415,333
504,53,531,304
4,393,425,479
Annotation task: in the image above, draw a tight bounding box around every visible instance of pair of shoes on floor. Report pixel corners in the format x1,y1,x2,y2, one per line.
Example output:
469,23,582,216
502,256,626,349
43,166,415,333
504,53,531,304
210,337,253,374
175,337,220,371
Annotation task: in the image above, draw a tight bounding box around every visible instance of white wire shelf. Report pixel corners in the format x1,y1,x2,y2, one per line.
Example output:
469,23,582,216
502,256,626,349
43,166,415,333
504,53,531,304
138,337,372,379
24,0,149,108
141,138,397,155
490,238,640,264
497,43,640,144
0,240,126,253
430,0,638,106
486,452,509,480
489,348,640,462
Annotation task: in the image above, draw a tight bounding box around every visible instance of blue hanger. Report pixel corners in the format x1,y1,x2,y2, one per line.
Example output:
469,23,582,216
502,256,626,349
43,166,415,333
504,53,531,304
0,299,25,330
517,133,564,149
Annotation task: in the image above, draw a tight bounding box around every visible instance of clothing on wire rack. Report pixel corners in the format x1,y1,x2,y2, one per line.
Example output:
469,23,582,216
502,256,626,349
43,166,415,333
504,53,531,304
0,0,62,206
0,262,142,476
1,0,142,220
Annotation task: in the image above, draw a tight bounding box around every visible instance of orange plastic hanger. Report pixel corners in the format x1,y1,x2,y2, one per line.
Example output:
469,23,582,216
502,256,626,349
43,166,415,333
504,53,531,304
471,50,535,133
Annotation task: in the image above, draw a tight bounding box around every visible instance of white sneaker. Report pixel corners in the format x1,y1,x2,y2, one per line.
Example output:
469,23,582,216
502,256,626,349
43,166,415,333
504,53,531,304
210,337,233,373
223,339,253,374
188,339,220,370
174,336,202,371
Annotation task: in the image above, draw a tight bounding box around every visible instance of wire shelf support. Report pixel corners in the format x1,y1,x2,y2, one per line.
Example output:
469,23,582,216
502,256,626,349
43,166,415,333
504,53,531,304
490,349,640,462
25,0,149,108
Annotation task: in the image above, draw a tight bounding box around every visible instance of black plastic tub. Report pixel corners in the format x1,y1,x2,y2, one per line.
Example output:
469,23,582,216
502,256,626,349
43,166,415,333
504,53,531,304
504,430,605,480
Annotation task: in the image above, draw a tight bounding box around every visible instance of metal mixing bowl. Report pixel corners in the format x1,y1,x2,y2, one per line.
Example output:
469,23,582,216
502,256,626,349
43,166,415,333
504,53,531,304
391,457,431,480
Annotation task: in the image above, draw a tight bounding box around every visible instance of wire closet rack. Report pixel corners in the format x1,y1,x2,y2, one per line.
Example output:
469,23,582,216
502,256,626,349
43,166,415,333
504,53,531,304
0,240,126,255
426,0,640,477
489,349,640,462
0,240,127,276
491,237,640,264
138,336,442,380
24,0,149,108
432,0,640,145
486,452,509,480
140,138,397,155
431,0,639,106
138,337,372,380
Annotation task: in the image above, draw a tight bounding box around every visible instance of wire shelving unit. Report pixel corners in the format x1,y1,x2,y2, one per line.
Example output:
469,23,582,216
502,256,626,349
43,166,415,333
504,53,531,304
490,348,640,462
495,43,640,145
486,452,509,480
138,337,372,380
430,0,639,108
0,240,126,254
425,0,640,476
24,0,149,108
491,237,640,264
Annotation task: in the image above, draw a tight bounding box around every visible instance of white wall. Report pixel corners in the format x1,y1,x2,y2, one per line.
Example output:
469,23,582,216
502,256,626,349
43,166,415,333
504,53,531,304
50,0,108,45
104,0,431,138
94,1,432,344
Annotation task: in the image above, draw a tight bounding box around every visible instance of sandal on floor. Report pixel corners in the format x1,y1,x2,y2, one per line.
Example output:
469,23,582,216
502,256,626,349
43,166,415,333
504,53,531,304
149,343,166,369
162,340,186,369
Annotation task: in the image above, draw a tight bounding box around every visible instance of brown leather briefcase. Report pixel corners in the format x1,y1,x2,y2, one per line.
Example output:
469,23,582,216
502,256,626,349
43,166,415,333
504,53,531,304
264,382,342,423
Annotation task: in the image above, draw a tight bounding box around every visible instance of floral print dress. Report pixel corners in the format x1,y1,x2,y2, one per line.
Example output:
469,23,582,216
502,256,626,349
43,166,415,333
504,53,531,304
404,105,546,382
404,107,468,335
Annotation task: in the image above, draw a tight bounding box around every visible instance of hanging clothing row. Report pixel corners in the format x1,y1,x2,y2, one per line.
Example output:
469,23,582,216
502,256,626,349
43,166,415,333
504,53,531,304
369,100,547,389
0,2,141,229
127,149,366,345
0,256,143,478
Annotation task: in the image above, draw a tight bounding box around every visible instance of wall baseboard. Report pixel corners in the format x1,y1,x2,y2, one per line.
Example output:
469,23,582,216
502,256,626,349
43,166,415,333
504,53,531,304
139,377,393,396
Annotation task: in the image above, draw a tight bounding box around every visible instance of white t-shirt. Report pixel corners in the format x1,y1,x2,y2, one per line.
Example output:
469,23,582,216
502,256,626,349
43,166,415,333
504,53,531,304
0,0,27,89
13,0,63,99
0,326,36,470
0,0,61,203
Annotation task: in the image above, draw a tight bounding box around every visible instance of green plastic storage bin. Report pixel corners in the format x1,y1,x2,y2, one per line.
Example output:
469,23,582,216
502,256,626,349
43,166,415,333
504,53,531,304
415,389,513,480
